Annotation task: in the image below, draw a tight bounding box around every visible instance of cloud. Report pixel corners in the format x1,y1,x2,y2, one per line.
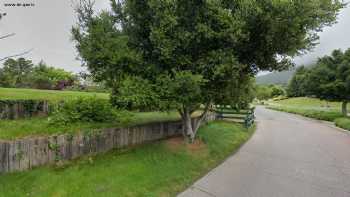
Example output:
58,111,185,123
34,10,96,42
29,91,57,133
0,0,110,73
293,6,350,66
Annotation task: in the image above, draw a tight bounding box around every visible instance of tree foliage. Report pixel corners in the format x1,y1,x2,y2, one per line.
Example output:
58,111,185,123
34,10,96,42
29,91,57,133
32,61,76,90
0,58,76,90
0,58,34,87
287,66,310,97
255,84,285,101
72,0,344,141
50,97,121,125
308,49,350,116
111,76,160,111
287,49,350,116
270,85,286,98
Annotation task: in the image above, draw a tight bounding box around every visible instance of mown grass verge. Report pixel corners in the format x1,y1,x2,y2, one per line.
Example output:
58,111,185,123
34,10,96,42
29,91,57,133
0,111,181,140
335,118,350,131
0,121,255,197
0,87,109,101
267,97,350,131
267,106,343,121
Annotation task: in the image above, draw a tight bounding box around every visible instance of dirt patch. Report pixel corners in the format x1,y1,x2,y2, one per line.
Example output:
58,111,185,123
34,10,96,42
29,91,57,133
165,136,207,153
165,136,185,151
186,139,206,152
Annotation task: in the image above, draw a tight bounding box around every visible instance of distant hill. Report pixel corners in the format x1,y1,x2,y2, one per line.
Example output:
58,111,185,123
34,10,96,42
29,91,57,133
256,69,296,85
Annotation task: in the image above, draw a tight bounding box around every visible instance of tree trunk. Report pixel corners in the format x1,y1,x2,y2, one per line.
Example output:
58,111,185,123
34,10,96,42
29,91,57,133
181,107,195,143
342,101,348,117
179,103,211,143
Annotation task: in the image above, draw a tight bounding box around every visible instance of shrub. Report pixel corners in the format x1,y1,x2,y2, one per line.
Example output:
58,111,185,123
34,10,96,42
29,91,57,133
50,97,120,125
270,85,286,98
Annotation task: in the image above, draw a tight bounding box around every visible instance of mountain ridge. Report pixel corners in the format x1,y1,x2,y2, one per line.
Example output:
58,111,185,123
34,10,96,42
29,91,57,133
256,68,296,85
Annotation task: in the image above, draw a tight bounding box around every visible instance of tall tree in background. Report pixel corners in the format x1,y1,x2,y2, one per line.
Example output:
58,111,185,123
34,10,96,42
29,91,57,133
72,0,344,141
32,61,76,90
0,58,34,87
0,58,76,90
307,49,350,116
287,66,310,97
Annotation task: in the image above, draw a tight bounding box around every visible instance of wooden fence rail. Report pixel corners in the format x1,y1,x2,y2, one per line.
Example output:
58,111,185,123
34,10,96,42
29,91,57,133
215,107,255,128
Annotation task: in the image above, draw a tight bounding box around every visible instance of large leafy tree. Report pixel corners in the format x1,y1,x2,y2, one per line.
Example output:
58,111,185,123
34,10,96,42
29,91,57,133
287,66,310,97
307,49,350,116
0,58,34,87
72,0,344,141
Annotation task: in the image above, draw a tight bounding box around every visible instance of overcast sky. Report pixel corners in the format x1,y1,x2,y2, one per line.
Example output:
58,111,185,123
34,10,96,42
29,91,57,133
0,1,349,73
0,0,110,72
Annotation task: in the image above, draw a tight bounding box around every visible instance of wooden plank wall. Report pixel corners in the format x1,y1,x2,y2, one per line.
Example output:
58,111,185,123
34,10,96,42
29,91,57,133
0,100,50,120
0,113,216,174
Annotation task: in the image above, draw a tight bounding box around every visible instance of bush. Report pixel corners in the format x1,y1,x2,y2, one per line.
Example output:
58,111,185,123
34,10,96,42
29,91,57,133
50,97,120,125
255,85,285,101
270,85,286,97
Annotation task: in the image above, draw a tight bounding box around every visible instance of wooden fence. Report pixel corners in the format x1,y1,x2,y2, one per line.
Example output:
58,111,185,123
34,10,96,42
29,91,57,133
0,100,50,120
0,113,216,174
216,107,255,128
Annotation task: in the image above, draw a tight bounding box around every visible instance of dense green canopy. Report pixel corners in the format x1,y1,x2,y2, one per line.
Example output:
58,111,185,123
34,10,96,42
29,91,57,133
0,58,76,90
72,0,344,141
287,49,350,116
287,66,310,97
308,49,350,116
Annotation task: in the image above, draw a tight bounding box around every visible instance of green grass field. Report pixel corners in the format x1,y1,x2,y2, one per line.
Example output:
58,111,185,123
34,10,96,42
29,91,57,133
0,121,254,197
268,97,347,111
0,111,181,140
0,87,109,101
267,97,350,131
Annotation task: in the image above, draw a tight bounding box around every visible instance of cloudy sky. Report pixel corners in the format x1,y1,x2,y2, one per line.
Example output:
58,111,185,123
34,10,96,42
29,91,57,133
293,4,350,66
0,0,110,72
0,1,349,73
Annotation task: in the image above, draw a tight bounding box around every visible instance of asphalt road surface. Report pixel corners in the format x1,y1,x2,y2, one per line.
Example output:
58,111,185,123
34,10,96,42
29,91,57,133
179,106,350,197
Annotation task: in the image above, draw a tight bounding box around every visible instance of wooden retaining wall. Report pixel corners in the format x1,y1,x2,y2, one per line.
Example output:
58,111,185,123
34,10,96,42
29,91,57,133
0,100,50,120
0,113,216,174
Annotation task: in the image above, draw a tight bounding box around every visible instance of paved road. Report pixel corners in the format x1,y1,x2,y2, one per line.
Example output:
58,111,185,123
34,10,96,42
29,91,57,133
179,106,350,197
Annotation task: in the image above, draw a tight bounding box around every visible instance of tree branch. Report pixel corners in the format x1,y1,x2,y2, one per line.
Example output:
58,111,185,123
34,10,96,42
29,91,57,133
0,48,34,62
0,33,15,40
178,109,184,119
193,102,212,135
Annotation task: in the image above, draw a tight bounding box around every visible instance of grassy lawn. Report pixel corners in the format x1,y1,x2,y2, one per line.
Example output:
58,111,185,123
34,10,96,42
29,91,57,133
268,97,347,111
0,88,191,140
0,121,254,197
0,111,182,140
0,87,109,101
267,97,350,131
